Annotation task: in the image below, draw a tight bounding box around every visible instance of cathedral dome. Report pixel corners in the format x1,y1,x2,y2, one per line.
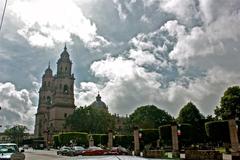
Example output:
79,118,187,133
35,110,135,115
89,93,108,111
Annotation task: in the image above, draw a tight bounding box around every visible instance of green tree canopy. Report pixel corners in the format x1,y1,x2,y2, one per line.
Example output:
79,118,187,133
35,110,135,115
177,102,206,143
126,105,173,130
215,86,240,120
177,102,204,124
4,125,28,145
66,107,115,133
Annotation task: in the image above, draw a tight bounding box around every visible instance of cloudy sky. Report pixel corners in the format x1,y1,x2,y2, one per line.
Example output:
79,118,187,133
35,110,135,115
0,0,240,132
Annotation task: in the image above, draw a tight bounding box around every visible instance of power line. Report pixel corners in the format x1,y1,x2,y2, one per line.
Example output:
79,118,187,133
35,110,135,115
0,0,8,31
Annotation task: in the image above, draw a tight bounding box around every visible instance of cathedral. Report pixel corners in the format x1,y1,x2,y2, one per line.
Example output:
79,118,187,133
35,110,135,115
34,45,125,144
34,45,76,142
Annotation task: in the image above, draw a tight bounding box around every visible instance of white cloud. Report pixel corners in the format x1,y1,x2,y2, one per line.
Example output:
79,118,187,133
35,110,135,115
160,0,201,23
9,0,110,48
91,56,137,81
0,82,37,132
2,0,240,125
140,15,150,23
112,0,128,21
129,49,156,66
74,82,100,107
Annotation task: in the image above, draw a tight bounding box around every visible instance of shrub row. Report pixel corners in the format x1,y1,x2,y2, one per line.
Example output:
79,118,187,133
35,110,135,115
53,120,239,148
159,123,194,146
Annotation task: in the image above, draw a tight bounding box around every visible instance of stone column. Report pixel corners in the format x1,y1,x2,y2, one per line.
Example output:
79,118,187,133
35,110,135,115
108,130,113,148
89,135,94,147
171,125,179,153
228,119,239,153
134,127,140,156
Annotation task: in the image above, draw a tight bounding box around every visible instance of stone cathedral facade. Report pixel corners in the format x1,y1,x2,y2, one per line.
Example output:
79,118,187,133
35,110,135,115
34,45,76,142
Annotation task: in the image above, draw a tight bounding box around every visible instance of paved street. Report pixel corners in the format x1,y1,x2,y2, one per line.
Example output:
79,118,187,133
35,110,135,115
24,149,65,160
23,149,172,160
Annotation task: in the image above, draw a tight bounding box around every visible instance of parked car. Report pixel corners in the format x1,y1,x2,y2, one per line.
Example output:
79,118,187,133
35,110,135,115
23,145,29,150
57,146,73,156
81,146,107,156
72,146,85,156
106,146,129,155
0,143,25,160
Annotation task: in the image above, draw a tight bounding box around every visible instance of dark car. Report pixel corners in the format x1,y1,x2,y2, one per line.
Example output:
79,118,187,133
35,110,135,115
106,146,129,155
72,146,85,156
57,146,73,156
81,146,107,156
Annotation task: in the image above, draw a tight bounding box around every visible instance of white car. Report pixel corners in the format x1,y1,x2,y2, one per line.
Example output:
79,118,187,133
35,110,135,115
0,143,25,160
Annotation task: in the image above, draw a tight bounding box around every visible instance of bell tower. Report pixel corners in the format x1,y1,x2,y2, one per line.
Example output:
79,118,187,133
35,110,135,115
34,63,53,138
52,45,75,106
49,45,75,133
35,45,76,142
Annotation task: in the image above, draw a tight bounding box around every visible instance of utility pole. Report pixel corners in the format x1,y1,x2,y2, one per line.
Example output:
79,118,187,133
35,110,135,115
0,0,8,31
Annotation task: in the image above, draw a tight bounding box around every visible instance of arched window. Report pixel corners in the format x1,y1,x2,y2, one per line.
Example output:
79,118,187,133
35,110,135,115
48,81,50,87
46,96,52,105
65,67,67,72
60,84,62,89
63,85,69,94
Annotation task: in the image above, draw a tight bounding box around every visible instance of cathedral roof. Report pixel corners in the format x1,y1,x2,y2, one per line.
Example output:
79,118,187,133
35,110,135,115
44,62,52,76
60,44,69,58
89,93,108,110
58,44,71,64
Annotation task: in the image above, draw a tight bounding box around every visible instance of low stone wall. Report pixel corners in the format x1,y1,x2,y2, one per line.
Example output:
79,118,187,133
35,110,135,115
184,150,222,160
144,150,165,158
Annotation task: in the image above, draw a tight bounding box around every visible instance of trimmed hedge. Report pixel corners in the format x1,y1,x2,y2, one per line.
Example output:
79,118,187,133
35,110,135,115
53,135,60,148
159,123,194,146
159,124,172,146
113,135,133,148
140,129,159,145
178,123,194,146
205,120,230,143
58,132,88,146
90,134,108,146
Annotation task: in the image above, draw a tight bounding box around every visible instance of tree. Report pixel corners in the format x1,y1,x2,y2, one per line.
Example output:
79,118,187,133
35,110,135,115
177,102,206,143
4,125,28,145
125,105,173,131
66,107,115,133
177,102,204,124
214,86,240,120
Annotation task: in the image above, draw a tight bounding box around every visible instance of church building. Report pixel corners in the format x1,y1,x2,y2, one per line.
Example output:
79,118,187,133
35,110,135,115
88,93,108,111
34,45,76,143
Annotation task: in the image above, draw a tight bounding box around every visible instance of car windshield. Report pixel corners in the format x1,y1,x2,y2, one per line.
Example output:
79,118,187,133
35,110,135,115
88,146,102,150
0,145,18,153
73,146,84,150
61,147,71,150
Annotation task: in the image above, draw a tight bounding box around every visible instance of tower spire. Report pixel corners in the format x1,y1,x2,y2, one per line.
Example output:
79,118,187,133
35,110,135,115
64,43,67,51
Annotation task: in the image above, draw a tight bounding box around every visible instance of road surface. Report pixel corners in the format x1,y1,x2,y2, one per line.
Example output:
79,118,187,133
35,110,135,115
24,149,174,160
